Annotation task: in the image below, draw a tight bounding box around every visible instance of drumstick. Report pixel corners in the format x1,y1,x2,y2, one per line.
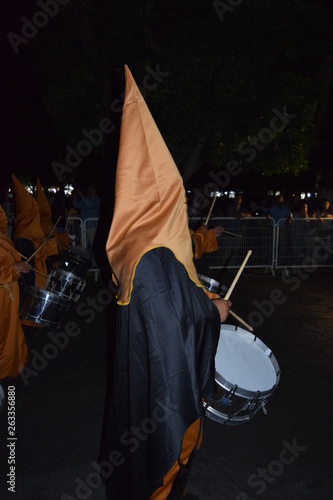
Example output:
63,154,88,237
64,215,69,232
222,229,242,238
224,250,252,301
15,251,49,279
48,215,62,238
26,239,48,263
204,194,217,225
229,309,253,332
25,216,61,264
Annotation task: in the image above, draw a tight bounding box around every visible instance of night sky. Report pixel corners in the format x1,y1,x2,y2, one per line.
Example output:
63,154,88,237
1,1,333,195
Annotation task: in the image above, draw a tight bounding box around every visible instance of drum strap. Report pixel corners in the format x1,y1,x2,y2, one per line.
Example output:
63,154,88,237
0,282,15,301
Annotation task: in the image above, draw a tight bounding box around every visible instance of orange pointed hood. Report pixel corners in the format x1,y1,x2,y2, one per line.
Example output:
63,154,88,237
35,178,54,234
106,65,201,305
11,174,44,242
0,204,7,235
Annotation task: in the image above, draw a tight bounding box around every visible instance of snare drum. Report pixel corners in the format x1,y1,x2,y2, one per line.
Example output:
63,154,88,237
197,274,228,296
204,324,280,425
58,247,90,278
46,269,86,302
19,286,69,329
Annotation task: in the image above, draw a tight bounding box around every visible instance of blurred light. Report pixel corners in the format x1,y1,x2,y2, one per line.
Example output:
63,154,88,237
229,191,235,198
275,191,281,196
300,192,306,200
64,184,74,196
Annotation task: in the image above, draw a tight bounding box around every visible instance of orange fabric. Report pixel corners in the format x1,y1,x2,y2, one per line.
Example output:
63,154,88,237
34,178,54,234
192,226,218,260
11,174,48,290
55,232,70,252
0,230,29,378
106,66,203,305
150,418,203,499
34,178,60,259
11,174,45,242
0,204,7,235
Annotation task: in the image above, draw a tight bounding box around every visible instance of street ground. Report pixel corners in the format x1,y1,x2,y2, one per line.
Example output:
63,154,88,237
0,267,332,499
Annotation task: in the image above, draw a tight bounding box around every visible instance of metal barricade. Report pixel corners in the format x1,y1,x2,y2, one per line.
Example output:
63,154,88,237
66,217,84,247
190,217,275,270
275,217,333,269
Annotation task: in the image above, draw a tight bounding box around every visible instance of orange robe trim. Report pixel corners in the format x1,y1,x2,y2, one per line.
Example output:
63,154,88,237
150,418,203,499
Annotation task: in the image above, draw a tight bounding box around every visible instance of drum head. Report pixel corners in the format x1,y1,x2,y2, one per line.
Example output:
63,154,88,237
204,325,281,425
215,324,280,397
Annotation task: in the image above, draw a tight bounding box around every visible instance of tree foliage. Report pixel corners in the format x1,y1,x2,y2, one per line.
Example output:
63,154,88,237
30,0,333,182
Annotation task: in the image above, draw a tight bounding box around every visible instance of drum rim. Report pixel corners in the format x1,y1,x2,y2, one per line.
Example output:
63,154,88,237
49,268,85,282
215,324,281,398
22,285,69,304
197,273,220,288
19,285,70,326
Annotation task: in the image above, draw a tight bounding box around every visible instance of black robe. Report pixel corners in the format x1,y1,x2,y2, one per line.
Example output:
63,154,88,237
99,247,220,499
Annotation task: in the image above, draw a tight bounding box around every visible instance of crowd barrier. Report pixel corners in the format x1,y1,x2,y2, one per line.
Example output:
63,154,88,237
8,215,332,275
190,216,333,272
275,217,333,270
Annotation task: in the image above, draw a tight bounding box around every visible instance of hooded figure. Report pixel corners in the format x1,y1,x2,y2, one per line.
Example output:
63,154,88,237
11,174,48,289
99,66,231,499
0,204,29,379
34,178,59,262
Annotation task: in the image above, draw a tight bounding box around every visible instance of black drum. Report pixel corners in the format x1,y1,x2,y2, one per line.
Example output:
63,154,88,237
58,246,91,278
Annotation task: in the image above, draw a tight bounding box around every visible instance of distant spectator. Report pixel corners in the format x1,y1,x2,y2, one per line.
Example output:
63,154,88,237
247,200,267,217
293,201,309,219
316,199,333,219
269,194,291,224
225,195,251,218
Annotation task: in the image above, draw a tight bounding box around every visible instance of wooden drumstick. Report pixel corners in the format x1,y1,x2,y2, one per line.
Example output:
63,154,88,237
204,194,217,226
48,215,62,238
222,229,242,238
229,309,253,332
224,250,252,301
15,251,49,279
26,239,48,263
25,215,62,264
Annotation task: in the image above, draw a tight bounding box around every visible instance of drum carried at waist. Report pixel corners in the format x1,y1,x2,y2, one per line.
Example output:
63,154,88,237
46,269,86,302
204,324,281,425
58,247,91,278
19,286,70,329
197,273,228,297
19,246,90,329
